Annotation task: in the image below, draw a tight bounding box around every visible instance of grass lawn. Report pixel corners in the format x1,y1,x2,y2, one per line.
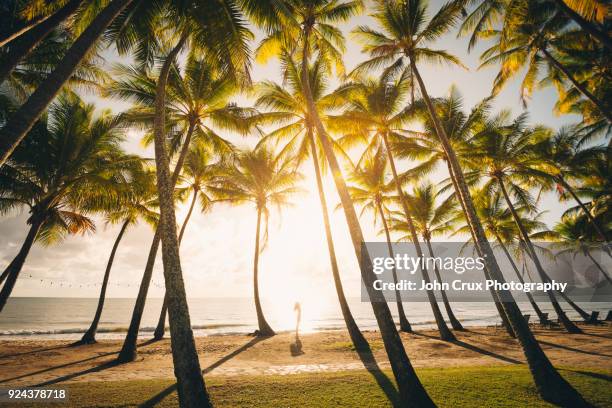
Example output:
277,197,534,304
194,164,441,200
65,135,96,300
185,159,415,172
14,365,612,407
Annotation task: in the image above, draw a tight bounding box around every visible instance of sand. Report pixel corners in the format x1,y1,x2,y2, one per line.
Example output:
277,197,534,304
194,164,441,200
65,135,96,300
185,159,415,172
0,324,610,387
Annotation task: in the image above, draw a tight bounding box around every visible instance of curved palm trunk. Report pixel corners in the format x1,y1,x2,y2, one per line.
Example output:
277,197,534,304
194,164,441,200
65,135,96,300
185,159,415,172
117,119,196,362
558,176,610,248
154,186,198,340
424,238,464,331
411,59,587,406
0,12,51,48
308,130,369,350
77,219,129,344
0,217,44,312
445,161,515,337
0,0,83,85
377,201,413,332
147,33,210,407
498,179,582,333
0,0,134,169
540,47,611,123
381,132,455,341
551,0,612,51
495,236,548,324
253,207,275,336
302,27,436,407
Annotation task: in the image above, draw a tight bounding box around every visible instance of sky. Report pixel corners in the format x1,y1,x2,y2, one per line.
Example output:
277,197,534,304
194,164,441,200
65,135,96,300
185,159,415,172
0,1,582,305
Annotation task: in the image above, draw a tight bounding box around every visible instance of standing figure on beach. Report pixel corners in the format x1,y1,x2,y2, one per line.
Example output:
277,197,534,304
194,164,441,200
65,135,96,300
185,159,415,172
290,302,303,356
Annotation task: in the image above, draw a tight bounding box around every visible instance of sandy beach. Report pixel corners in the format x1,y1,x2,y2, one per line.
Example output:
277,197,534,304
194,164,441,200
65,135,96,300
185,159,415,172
1,324,610,388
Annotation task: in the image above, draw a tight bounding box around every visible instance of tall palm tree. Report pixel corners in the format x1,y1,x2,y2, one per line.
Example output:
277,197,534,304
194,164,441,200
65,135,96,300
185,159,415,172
153,143,221,340
467,112,584,332
109,55,250,364
77,168,159,345
211,147,302,336
392,182,465,331
346,147,413,333
0,91,140,312
244,2,438,405
355,0,587,404
330,75,456,340
254,54,369,350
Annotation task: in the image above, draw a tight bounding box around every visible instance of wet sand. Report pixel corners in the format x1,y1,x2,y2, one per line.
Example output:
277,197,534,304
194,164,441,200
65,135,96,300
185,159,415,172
0,324,610,387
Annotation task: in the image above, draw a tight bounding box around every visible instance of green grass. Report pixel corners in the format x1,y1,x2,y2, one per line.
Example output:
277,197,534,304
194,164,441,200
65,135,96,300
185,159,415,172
15,366,612,408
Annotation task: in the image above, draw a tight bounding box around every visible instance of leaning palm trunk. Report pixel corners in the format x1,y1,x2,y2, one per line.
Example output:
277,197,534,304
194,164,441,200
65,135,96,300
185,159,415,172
411,58,587,406
551,0,612,52
0,0,83,85
0,11,53,48
77,219,129,344
301,28,436,407
498,180,582,333
495,237,548,324
0,0,134,168
309,130,369,350
117,119,196,362
154,186,199,340
540,47,611,123
147,33,211,407
0,217,45,312
377,201,412,332
381,132,455,341
424,238,464,331
252,207,275,336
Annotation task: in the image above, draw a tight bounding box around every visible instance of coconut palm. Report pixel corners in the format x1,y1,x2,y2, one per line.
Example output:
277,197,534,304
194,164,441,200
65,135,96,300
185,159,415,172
355,0,587,404
0,91,141,312
211,147,302,336
346,147,413,333
244,1,437,404
153,143,223,340
392,182,465,331
254,54,369,350
77,168,159,345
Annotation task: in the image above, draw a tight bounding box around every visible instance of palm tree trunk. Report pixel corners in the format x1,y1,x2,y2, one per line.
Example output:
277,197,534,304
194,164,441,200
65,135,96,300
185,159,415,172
0,0,83,85
117,119,197,362
0,216,44,312
445,161,515,336
424,237,464,331
153,186,198,340
551,0,612,51
0,0,134,168
148,33,211,407
381,132,455,341
411,58,587,406
498,179,582,333
253,207,274,336
0,12,50,48
540,47,611,123
77,219,129,344
302,26,436,407
308,129,369,350
558,176,610,244
495,236,548,324
377,201,413,332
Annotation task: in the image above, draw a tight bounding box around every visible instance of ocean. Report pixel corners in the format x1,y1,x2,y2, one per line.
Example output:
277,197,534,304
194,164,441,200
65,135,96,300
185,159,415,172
1,297,610,340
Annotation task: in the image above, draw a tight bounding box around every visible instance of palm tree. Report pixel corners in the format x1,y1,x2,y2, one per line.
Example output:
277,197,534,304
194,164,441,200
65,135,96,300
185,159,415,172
153,143,221,340
346,147,413,333
244,2,437,405
393,182,465,331
254,54,369,350
553,214,611,284
211,147,302,336
355,0,587,404
477,0,611,122
0,91,141,312
77,168,159,345
109,55,250,364
330,75,455,340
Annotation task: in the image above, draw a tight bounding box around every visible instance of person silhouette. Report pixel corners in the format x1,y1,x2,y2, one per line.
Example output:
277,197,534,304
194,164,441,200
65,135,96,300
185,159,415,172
290,302,303,356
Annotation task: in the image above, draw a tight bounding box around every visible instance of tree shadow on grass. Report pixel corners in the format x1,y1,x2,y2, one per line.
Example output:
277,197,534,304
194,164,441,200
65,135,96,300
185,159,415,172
561,369,612,383
139,336,266,407
353,344,401,408
412,332,523,365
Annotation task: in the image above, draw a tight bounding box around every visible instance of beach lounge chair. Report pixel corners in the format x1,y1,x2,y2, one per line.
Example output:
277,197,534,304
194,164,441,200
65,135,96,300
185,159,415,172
586,311,600,324
523,314,531,324
538,312,550,325
605,310,612,321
